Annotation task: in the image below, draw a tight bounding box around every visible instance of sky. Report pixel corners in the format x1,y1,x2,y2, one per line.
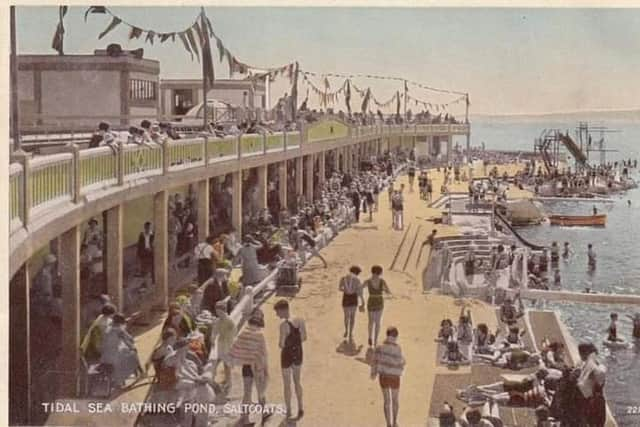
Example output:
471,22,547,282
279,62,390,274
13,6,640,115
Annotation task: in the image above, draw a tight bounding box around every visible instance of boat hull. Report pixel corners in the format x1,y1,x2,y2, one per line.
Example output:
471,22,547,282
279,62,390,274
549,214,607,227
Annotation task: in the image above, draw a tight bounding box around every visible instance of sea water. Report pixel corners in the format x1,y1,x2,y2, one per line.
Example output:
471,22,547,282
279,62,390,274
469,116,640,426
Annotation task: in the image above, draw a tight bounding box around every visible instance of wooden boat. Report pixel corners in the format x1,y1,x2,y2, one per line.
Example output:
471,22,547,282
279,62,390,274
549,214,606,227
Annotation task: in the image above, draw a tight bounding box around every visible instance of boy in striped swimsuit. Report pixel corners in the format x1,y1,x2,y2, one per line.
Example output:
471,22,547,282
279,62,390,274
371,326,406,427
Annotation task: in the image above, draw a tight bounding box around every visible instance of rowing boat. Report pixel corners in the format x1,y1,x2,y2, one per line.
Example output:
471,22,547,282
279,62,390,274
549,214,606,227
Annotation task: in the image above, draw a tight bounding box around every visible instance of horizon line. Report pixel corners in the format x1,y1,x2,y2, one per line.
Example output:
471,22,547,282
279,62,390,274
473,107,640,117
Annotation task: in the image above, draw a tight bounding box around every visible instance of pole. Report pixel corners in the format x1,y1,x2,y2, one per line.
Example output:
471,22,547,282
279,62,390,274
201,9,208,131
403,80,407,123
465,93,469,124
10,6,21,152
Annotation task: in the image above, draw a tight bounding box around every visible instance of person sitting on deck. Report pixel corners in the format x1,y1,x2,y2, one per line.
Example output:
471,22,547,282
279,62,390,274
149,327,179,390
437,319,457,342
473,323,497,356
235,235,270,286
441,338,471,366
458,307,474,344
459,400,503,427
100,313,144,390
81,303,117,362
163,302,195,338
499,295,524,324
463,244,478,278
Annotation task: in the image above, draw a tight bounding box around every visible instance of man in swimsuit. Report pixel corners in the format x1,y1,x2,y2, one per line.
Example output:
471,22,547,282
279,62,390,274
274,300,307,419
339,265,365,342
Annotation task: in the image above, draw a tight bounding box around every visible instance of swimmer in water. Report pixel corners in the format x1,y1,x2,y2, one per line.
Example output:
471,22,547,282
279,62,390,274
607,313,622,342
593,205,598,216
626,313,640,339
587,244,596,272
628,200,632,207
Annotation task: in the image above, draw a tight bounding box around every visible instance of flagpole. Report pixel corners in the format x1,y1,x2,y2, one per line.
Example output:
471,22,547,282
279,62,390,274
403,79,407,123
201,8,209,131
10,6,21,152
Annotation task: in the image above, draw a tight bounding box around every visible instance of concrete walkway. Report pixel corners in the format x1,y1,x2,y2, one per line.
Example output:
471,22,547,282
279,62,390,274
41,163,526,427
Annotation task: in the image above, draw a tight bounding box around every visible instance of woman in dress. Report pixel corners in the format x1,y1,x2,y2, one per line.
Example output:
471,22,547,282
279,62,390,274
100,313,143,390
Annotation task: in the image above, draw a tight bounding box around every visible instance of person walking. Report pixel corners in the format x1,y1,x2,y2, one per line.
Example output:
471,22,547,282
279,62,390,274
228,309,271,425
339,266,365,342
363,265,392,347
371,326,405,427
136,222,154,287
274,300,307,420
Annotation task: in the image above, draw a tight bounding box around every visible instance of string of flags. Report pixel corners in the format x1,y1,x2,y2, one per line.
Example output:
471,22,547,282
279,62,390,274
405,93,467,112
301,73,348,107
82,6,295,83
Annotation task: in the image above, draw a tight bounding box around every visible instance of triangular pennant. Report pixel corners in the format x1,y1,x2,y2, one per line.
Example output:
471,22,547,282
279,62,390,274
145,30,156,45
185,28,200,62
179,31,194,60
159,32,174,43
216,38,225,62
129,26,143,40
98,16,121,40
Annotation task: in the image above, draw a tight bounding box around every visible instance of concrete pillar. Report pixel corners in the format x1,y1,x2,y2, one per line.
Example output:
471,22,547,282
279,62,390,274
466,132,471,163
153,191,168,308
295,157,304,201
105,205,124,311
9,264,31,424
278,161,287,211
305,154,314,201
318,151,326,185
232,171,243,235
60,225,81,396
256,165,268,210
447,135,452,163
345,146,351,174
197,179,210,238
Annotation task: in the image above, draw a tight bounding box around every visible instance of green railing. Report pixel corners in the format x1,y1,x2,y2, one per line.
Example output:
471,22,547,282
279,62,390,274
122,143,163,178
29,153,74,210
79,147,117,189
168,138,205,170
208,135,238,160
10,163,23,224
286,132,301,147
266,133,285,151
9,124,468,233
240,134,264,156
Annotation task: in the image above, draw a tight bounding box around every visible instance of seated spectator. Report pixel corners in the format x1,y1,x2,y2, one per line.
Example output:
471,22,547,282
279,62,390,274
437,319,456,342
163,302,195,338
100,313,143,390
149,327,179,390
460,400,503,426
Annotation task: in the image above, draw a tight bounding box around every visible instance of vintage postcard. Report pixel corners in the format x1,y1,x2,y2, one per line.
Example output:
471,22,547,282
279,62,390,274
5,3,640,426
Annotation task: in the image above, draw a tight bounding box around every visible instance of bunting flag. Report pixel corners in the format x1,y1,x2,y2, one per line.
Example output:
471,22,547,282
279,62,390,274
129,26,143,40
361,88,371,114
145,30,155,45
84,6,293,75
185,28,200,62
98,16,121,39
179,31,194,59
51,6,68,55
290,62,299,118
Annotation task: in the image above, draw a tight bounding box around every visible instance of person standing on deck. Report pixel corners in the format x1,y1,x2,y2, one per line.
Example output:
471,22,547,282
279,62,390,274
339,265,365,342
274,300,307,420
407,163,416,192
363,265,393,347
194,236,215,285
136,222,154,287
575,343,607,427
371,326,405,427
391,190,404,231
562,241,573,261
